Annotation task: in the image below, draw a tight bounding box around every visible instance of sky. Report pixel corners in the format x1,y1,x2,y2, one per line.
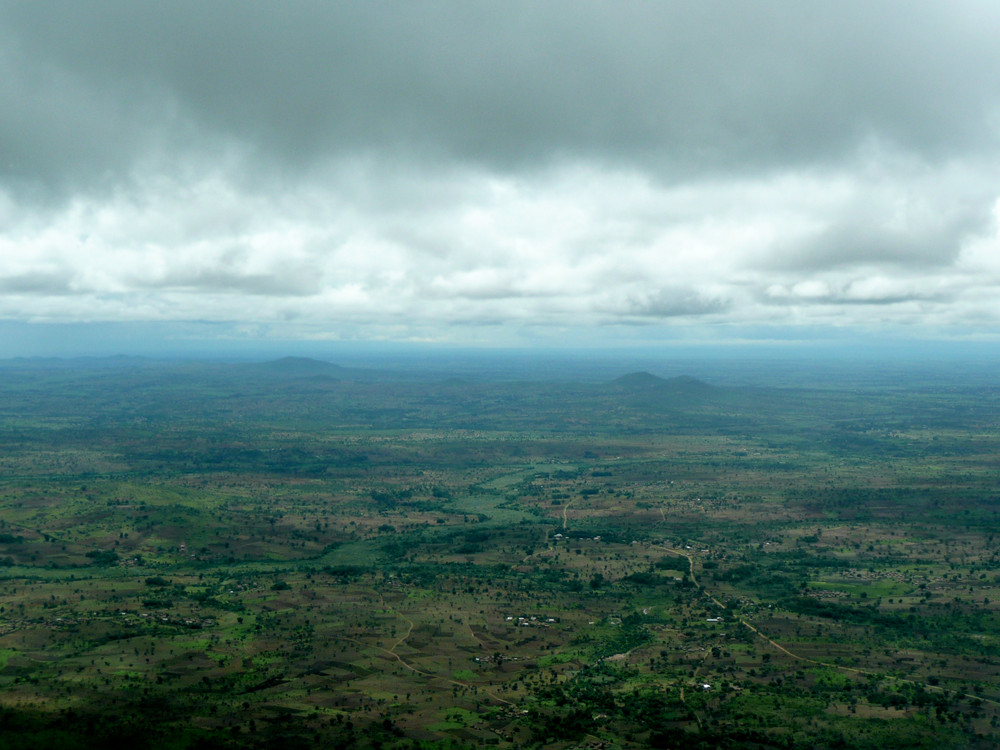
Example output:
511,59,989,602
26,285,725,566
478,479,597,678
2,1,1000,357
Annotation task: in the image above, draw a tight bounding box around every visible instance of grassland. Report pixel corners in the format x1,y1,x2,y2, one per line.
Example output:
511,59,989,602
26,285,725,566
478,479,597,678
0,357,999,748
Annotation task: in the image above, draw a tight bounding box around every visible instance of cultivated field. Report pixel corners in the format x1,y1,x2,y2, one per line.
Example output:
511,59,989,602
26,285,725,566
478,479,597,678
0,357,998,748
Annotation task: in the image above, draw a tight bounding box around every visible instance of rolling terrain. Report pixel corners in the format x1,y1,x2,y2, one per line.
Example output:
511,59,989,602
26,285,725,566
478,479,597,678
0,357,998,748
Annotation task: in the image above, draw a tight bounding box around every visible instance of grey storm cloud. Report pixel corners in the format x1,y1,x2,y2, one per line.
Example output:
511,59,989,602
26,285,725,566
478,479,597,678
625,288,730,319
768,188,994,272
133,267,322,297
0,269,75,294
4,1,1000,186
2,1,1000,342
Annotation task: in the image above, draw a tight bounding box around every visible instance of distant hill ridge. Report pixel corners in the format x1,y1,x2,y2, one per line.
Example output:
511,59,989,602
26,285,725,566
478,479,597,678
250,357,345,377
610,371,713,392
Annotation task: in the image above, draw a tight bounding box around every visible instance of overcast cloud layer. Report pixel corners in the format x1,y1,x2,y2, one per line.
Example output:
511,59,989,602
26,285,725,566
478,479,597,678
2,1,1000,348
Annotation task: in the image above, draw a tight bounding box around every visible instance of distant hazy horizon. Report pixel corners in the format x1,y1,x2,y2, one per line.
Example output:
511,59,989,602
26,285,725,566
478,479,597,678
1,323,997,392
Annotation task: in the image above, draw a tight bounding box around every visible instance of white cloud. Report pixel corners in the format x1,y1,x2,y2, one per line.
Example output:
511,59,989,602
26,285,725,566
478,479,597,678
2,145,999,341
